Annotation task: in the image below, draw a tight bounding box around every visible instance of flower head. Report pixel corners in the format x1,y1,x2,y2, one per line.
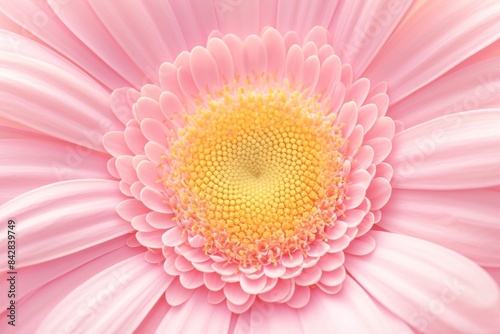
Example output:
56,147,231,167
1,1,500,333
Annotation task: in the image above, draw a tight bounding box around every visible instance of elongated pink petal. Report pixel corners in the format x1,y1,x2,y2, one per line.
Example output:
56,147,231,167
0,1,127,89
330,0,413,77
389,109,500,189
0,138,109,204
37,254,172,333
46,0,145,88
134,297,170,334
0,180,132,269
0,244,143,333
0,53,122,151
381,189,500,267
87,0,186,83
390,57,500,127
346,231,500,333
167,0,219,51
364,0,500,103
3,236,135,307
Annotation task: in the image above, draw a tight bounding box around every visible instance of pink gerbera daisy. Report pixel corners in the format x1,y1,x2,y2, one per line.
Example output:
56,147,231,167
1,0,500,333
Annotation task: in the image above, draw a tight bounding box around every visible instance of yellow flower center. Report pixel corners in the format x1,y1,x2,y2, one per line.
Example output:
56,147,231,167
168,83,347,268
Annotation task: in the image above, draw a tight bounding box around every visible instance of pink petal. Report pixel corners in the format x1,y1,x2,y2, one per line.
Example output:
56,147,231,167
140,187,173,214
0,138,110,204
207,37,235,83
381,188,500,267
136,160,165,192
103,131,133,157
167,0,219,50
301,55,320,92
165,278,195,307
87,0,183,83
0,53,121,151
262,27,286,79
344,183,366,209
327,235,351,253
356,103,379,133
0,3,127,89
161,227,185,247
285,44,304,84
159,63,184,104
175,255,194,273
144,250,165,263
351,145,374,171
224,283,251,306
179,271,204,289
134,297,171,334
244,303,304,334
2,242,142,332
366,177,392,210
317,252,345,272
388,109,500,189
37,254,172,333
204,272,226,291
144,141,168,165
115,155,138,184
297,277,390,333
306,241,330,258
330,0,413,77
110,88,137,125
348,169,371,189
276,0,337,39
180,248,209,263
364,0,500,103
366,137,392,165
281,251,304,268
345,78,370,107
46,0,145,87
157,288,230,334
0,180,132,269
364,116,395,141
342,209,366,228
315,55,342,97
286,285,311,309
346,124,364,156
243,34,267,77
390,57,500,127
7,236,135,304
223,34,245,77
336,101,358,138
294,266,322,286
226,295,256,314
136,230,164,249
190,46,220,93
207,289,226,305
147,211,176,229
346,231,500,333
131,214,157,232
318,266,346,287
116,198,150,222
345,233,377,256
240,274,267,295
263,264,287,278
259,279,293,303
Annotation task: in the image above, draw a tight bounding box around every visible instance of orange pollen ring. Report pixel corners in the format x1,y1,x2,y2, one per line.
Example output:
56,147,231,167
167,82,348,268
